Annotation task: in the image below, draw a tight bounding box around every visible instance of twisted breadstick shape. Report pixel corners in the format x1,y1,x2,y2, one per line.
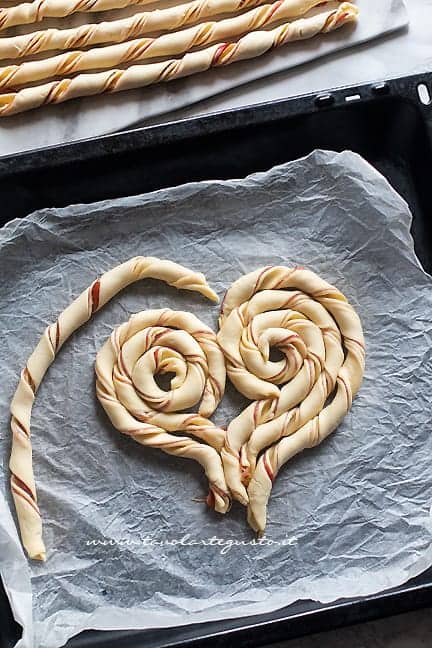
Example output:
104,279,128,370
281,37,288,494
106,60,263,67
0,0,330,59
0,3,358,117
0,0,157,31
0,0,340,59
217,266,365,534
95,309,229,516
0,0,344,88
10,257,221,561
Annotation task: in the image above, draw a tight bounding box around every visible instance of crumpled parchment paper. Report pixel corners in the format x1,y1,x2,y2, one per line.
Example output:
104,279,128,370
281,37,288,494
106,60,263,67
1,149,432,648
0,0,408,156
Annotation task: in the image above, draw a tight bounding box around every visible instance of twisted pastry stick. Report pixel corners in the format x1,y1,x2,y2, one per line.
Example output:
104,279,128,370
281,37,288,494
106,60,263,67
10,257,221,561
0,0,345,88
95,308,229,515
217,266,365,533
0,4,358,116
0,0,341,60
0,0,157,31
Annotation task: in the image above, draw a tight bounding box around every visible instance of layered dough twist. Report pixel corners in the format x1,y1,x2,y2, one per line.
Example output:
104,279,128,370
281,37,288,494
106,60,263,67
0,0,342,59
0,4,358,117
0,0,347,89
217,266,365,534
0,0,157,31
95,309,229,514
10,257,225,561
0,0,340,60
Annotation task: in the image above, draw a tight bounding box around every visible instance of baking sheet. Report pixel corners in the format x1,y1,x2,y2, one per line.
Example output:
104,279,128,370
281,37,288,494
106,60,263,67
1,149,432,648
0,0,408,156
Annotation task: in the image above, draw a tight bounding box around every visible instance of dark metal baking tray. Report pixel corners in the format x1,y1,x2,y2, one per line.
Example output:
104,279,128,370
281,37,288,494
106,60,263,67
1,70,432,648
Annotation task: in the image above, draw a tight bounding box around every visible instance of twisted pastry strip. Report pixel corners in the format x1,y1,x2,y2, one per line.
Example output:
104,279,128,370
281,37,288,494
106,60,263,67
0,4,358,117
0,0,345,88
217,266,365,533
95,309,229,516
10,257,220,561
0,0,157,31
0,0,341,60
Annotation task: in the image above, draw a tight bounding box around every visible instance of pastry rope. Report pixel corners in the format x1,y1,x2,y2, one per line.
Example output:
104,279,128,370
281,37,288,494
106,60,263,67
0,0,347,88
0,0,341,60
0,4,358,117
0,0,157,32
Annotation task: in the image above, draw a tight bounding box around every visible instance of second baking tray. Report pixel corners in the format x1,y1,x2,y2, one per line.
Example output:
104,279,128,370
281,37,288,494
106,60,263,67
1,70,432,648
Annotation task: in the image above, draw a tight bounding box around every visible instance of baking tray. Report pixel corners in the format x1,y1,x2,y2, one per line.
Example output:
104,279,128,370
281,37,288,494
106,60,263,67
1,70,432,648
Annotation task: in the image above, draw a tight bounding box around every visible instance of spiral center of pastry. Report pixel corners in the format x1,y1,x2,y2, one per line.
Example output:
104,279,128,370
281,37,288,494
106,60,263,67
116,327,207,414
242,311,313,386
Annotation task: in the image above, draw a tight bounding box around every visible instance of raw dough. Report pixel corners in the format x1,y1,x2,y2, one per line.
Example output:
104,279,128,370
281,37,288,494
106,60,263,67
217,266,365,533
0,4,358,116
10,256,223,561
0,0,341,60
95,309,229,520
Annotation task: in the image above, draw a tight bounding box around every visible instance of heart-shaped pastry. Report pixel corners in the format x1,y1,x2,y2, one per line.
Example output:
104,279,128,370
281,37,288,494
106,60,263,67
217,266,365,534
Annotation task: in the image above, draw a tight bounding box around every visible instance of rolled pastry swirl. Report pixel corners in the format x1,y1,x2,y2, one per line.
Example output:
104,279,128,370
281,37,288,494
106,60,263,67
10,257,223,561
95,309,229,515
0,0,346,88
0,4,358,117
0,0,340,60
217,266,365,533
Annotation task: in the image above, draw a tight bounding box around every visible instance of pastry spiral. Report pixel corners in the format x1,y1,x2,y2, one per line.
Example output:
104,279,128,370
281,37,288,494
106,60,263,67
217,266,365,534
10,257,221,561
95,308,229,517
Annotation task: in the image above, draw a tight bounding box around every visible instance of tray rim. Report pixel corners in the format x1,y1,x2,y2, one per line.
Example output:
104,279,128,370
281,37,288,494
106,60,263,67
0,70,431,174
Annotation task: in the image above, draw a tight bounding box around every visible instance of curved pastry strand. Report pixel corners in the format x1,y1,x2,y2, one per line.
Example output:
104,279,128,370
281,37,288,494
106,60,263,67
217,266,365,532
95,309,229,518
10,257,220,561
0,4,358,117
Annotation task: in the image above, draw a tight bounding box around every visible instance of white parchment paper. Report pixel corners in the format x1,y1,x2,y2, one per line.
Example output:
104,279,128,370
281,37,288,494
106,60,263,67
1,149,432,648
0,0,408,155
